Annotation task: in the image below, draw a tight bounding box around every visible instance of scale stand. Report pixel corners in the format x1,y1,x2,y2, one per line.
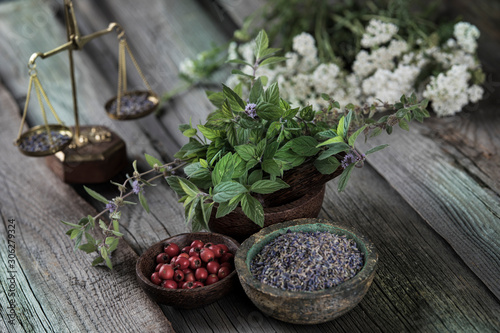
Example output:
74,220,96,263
14,0,158,184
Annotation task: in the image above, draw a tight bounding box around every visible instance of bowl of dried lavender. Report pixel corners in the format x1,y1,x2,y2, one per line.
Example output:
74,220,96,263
234,218,378,324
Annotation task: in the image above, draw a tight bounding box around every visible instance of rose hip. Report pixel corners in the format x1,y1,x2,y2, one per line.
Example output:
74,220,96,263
173,269,184,282
217,244,229,254
175,256,190,270
161,279,178,289
184,271,196,283
182,281,195,289
195,267,208,282
178,253,189,259
188,256,202,269
206,274,219,285
156,253,170,264
190,240,204,249
217,266,231,279
155,263,163,272
159,264,175,280
150,272,162,285
206,261,220,274
193,281,204,288
164,243,180,257
200,248,215,263
220,252,234,264
189,247,201,257
209,244,224,258
181,246,192,254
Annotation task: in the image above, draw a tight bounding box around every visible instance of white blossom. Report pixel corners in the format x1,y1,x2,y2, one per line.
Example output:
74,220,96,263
361,19,399,48
454,22,480,53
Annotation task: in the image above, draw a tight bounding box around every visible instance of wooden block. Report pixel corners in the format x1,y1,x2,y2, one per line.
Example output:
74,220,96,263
45,125,127,183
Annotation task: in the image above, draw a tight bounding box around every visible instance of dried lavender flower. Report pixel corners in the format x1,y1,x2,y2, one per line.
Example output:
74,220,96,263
250,230,364,292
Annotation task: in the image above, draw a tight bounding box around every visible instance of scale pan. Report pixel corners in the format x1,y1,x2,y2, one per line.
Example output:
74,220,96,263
105,90,159,120
16,124,73,157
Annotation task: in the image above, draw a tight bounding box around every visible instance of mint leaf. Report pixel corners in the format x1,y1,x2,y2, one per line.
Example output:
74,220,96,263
365,144,389,155
348,125,367,146
262,159,282,177
144,154,163,170
257,102,282,120
213,181,248,203
212,152,235,186
283,136,320,157
317,142,351,160
234,144,257,161
222,84,245,112
338,163,355,192
314,156,341,174
241,194,264,227
83,186,109,204
250,179,289,194
198,125,221,141
254,30,269,60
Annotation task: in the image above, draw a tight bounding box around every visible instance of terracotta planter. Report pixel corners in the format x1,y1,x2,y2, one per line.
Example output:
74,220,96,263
208,185,326,242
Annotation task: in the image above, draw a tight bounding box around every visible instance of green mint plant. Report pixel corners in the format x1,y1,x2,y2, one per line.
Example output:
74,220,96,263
62,30,428,269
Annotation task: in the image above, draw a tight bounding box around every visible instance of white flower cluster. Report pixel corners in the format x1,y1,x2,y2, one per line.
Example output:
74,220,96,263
360,19,399,48
223,19,483,117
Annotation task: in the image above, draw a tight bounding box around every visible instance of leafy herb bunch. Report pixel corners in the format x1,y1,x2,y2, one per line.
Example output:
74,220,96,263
62,30,428,269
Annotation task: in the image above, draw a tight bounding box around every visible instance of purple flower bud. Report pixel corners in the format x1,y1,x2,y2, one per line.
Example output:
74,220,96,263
132,180,141,195
245,103,258,119
106,201,117,213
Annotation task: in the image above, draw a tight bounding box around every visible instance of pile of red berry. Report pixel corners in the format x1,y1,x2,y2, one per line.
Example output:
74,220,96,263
150,240,234,290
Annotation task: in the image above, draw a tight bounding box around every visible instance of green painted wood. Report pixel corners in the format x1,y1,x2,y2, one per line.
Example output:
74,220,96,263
0,83,174,333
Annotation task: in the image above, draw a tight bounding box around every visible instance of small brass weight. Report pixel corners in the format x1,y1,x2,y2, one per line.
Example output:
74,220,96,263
14,0,158,183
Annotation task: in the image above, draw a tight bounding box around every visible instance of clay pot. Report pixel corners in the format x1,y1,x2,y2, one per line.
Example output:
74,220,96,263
209,185,326,242
234,218,378,324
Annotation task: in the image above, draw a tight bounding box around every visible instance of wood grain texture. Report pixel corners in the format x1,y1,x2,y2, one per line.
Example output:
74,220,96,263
0,84,173,332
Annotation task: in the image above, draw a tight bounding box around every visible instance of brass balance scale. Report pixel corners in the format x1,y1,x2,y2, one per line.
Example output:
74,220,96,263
14,0,158,183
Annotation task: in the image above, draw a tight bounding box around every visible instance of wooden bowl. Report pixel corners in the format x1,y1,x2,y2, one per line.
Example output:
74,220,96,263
234,218,378,324
136,232,240,309
209,185,326,242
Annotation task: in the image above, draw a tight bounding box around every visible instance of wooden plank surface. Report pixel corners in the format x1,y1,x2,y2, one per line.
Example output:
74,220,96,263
0,83,173,332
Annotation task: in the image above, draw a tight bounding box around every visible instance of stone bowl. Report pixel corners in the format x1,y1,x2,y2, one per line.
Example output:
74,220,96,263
234,218,378,324
136,232,239,309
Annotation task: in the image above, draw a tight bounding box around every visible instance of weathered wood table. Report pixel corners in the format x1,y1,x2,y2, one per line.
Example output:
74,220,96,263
1,1,499,332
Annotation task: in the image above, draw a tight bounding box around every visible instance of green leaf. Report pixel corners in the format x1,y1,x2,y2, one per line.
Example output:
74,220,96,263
182,128,197,138
369,127,383,139
317,142,351,160
264,82,280,106
226,58,252,67
343,111,353,138
348,125,367,146
234,144,256,161
248,169,263,185
61,220,82,228
263,141,278,160
317,135,344,147
178,178,200,197
112,220,120,232
99,219,107,230
262,159,282,177
338,163,355,192
254,30,269,60
206,91,225,108
220,99,233,118
91,256,104,266
241,194,264,227
144,154,164,171
282,136,320,157
100,247,113,269
106,237,119,253
139,192,150,213
250,179,289,194
314,156,341,175
79,243,97,254
259,56,287,67
398,119,410,131
222,84,245,112
337,115,346,139
212,152,235,186
84,186,109,204
249,77,264,104
215,197,241,218
198,125,221,141
231,69,254,78
166,176,187,196
365,144,389,155
213,181,248,203
299,105,314,121
256,102,282,121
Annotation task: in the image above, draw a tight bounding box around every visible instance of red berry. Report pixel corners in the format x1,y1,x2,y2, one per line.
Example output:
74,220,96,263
188,256,202,269
184,271,195,283
193,281,204,288
181,246,192,254
203,242,214,248
220,262,232,269
159,264,175,280
164,243,180,257
161,279,178,289
189,247,201,257
178,252,189,259
217,266,231,279
182,281,195,289
170,256,178,264
206,274,219,285
200,248,215,263
217,244,229,254
206,261,220,274
175,256,190,270
210,245,224,258
155,263,163,272
195,267,208,282
156,253,170,264
173,269,184,282
190,240,204,249
150,272,162,285
220,252,234,264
